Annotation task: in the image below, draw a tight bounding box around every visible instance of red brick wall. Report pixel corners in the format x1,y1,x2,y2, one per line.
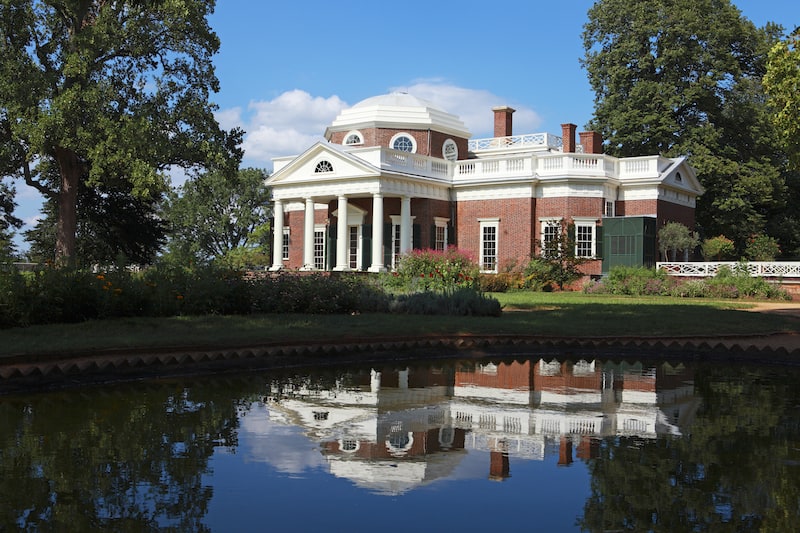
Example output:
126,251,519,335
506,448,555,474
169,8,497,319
282,207,329,269
457,197,535,269
329,127,468,159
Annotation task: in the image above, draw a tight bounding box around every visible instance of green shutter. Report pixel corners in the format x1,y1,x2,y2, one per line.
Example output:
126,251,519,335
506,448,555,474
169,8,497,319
327,223,336,270
362,224,372,271
383,223,393,268
595,225,603,259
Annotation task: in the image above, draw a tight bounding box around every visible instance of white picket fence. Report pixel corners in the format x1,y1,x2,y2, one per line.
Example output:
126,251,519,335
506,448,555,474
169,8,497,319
656,262,800,278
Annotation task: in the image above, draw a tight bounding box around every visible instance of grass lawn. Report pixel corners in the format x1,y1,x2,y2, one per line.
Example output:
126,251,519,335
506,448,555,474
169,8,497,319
1,292,796,358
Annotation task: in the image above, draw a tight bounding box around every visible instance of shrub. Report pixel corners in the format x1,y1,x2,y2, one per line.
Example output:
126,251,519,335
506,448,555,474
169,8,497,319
702,235,736,260
745,234,781,261
394,248,479,293
602,266,669,296
390,288,501,316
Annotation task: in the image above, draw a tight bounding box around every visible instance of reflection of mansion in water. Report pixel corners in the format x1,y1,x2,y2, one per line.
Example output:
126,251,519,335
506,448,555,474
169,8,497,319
264,359,698,494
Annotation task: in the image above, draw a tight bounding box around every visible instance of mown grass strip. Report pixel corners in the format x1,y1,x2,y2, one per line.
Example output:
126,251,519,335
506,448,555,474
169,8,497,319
1,293,795,357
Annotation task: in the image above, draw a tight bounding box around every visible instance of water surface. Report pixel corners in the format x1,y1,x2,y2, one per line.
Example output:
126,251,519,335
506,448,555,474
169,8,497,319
2,355,799,531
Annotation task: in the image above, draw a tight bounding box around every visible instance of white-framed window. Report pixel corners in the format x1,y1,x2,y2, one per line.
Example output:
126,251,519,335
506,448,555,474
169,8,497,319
390,132,416,153
443,138,458,161
540,218,561,258
314,160,333,173
313,227,326,270
344,130,363,145
348,225,361,270
573,218,598,258
479,218,499,273
282,227,290,261
434,217,449,251
604,200,615,217
392,222,401,268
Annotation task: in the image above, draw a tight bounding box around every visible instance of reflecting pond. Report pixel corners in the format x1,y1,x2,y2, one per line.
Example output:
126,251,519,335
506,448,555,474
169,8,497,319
2,354,800,532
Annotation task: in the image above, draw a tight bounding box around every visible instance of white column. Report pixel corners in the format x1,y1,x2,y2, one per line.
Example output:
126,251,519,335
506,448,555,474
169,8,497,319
335,195,349,271
368,193,385,272
301,198,315,270
269,199,284,271
400,196,412,254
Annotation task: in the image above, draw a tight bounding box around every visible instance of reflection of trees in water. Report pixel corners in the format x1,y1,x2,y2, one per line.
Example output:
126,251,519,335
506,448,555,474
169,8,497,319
578,363,800,532
0,378,262,531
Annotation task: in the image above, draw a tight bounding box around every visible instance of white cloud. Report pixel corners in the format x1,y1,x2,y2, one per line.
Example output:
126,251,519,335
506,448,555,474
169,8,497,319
223,83,545,170
395,80,543,138
221,90,348,169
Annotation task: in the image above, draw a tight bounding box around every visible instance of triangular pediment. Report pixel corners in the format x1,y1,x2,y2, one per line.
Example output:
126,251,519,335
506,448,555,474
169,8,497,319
661,157,704,196
266,142,380,186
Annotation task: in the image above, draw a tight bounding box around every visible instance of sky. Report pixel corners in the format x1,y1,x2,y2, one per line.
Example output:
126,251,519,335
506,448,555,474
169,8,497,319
9,0,800,253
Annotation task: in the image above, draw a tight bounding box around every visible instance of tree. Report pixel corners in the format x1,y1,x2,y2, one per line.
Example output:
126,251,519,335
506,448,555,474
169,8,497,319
0,179,21,260
165,168,272,265
764,28,800,170
0,0,242,265
24,178,168,266
581,1,792,253
532,221,589,290
658,222,699,261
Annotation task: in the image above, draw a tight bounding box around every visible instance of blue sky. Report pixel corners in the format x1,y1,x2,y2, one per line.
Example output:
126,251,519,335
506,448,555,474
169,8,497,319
10,0,800,252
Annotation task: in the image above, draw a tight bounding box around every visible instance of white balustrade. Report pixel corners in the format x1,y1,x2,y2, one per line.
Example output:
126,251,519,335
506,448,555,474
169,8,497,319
468,132,563,151
657,261,800,278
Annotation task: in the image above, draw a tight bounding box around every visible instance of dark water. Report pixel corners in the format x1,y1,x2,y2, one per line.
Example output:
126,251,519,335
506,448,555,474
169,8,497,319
1,355,799,532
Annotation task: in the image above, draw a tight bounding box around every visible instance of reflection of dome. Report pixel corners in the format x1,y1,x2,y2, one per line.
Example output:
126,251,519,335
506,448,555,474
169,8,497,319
326,450,467,496
325,92,471,139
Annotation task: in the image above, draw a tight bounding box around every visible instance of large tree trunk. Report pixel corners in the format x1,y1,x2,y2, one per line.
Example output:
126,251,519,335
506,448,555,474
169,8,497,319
54,146,82,267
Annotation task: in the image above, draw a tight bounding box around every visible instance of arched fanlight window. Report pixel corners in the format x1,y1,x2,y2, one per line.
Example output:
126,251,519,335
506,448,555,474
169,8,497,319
314,160,334,173
344,131,363,145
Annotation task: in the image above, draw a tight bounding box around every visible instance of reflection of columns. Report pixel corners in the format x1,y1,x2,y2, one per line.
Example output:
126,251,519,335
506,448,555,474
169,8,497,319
369,193,385,272
270,199,284,271
489,439,510,481
558,437,573,466
302,198,315,270
335,195,349,271
398,368,408,389
370,369,381,392
400,196,412,254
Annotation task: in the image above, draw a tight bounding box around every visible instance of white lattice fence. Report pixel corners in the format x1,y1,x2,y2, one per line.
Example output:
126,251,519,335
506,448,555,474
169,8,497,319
656,262,800,278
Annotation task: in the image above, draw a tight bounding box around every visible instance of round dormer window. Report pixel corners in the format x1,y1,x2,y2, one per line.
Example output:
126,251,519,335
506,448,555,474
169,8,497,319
391,133,416,153
443,139,458,161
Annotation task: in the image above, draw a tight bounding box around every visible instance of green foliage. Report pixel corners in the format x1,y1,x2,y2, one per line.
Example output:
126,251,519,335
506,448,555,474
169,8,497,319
658,222,699,261
745,234,781,261
764,28,800,170
533,221,588,290
584,266,673,296
583,1,796,256
0,260,507,328
390,288,502,317
0,0,243,263
702,235,736,260
25,177,167,266
390,248,479,293
583,265,789,300
166,168,271,263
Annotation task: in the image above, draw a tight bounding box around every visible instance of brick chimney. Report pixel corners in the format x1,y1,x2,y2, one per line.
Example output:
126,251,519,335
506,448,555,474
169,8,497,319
561,123,577,153
579,131,603,154
493,106,515,138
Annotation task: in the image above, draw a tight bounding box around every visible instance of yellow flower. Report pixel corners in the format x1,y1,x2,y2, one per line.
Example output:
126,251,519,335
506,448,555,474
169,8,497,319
96,274,105,281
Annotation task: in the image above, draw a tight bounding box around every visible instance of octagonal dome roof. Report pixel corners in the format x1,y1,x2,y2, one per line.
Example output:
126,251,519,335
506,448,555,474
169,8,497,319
325,92,471,139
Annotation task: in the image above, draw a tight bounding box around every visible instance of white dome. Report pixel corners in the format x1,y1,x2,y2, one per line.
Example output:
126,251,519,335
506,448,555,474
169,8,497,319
326,92,471,139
